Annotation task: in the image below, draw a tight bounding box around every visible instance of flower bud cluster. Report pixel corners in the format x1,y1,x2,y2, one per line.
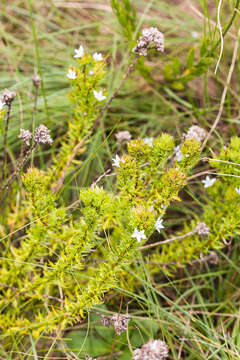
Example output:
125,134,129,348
195,222,210,237
133,339,168,360
18,125,53,146
1,89,16,105
133,27,164,56
32,74,41,88
184,126,206,142
18,129,32,146
101,313,130,335
33,124,53,144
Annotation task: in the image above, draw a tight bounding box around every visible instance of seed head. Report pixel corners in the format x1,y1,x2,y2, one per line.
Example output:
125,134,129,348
32,74,41,88
208,252,219,265
111,313,130,335
18,129,32,146
195,222,210,237
115,130,132,143
133,339,169,360
184,126,206,142
33,124,53,145
133,27,164,56
101,313,130,336
1,89,16,105
100,315,112,328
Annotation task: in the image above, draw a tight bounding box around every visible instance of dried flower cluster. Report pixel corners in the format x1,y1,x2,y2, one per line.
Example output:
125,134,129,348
133,27,164,56
115,130,132,143
18,129,32,146
33,124,53,145
1,89,16,105
133,339,169,360
184,126,206,142
195,222,210,237
101,313,130,335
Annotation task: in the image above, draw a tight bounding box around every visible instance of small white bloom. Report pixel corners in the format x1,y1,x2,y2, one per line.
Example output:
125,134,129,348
144,137,153,147
93,52,103,61
235,187,240,195
131,228,146,243
174,145,183,162
112,154,121,167
89,70,94,76
148,206,154,212
0,99,5,111
74,45,84,58
93,90,106,101
67,69,77,80
155,217,164,233
202,176,216,188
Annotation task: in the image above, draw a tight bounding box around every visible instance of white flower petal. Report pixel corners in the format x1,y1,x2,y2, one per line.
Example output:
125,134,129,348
144,137,153,147
235,187,240,195
112,154,121,167
74,45,84,58
131,228,146,242
93,90,106,101
67,69,77,80
93,52,103,61
202,176,216,188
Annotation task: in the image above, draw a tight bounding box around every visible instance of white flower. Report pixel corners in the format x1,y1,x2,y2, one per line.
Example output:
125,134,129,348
112,154,121,167
0,99,5,111
89,70,94,76
155,217,164,233
131,228,146,243
93,52,103,61
144,137,153,147
67,69,77,80
235,187,240,195
74,45,84,58
202,176,216,188
93,90,106,101
174,145,183,162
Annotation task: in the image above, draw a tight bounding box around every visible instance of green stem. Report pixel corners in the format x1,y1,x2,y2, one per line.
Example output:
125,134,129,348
27,0,49,122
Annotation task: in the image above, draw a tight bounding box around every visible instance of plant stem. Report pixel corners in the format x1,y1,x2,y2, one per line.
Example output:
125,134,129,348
139,230,196,250
30,85,39,167
95,57,138,126
1,103,12,182
0,144,36,207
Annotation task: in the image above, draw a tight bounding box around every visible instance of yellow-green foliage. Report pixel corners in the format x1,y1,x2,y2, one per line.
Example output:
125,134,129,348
49,50,106,187
0,48,225,347
151,137,240,271
0,132,201,342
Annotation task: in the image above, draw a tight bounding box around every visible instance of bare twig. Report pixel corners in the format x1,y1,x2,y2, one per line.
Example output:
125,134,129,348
139,230,196,251
91,168,113,188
